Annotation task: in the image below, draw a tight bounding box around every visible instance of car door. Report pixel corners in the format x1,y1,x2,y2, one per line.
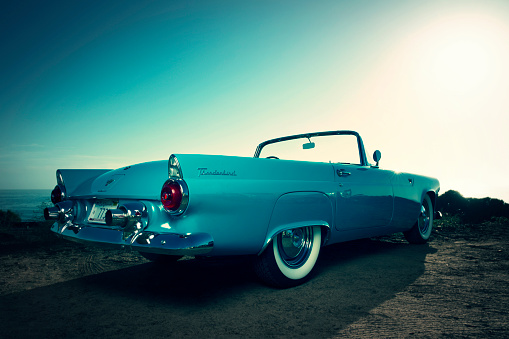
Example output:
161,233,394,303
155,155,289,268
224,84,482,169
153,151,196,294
333,164,394,230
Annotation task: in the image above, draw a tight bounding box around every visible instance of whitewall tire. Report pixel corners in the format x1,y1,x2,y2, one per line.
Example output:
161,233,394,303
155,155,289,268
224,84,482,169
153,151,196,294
255,226,321,288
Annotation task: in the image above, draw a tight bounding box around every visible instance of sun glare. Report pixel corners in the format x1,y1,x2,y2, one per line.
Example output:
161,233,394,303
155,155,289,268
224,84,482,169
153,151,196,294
431,39,490,93
416,11,509,96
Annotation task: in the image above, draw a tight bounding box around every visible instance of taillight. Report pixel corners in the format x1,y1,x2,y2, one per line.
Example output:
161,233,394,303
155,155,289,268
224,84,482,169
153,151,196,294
160,179,189,215
51,185,66,204
161,181,182,210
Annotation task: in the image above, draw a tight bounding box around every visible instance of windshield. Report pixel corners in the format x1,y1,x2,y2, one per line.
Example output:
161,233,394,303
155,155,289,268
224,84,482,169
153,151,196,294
257,133,362,164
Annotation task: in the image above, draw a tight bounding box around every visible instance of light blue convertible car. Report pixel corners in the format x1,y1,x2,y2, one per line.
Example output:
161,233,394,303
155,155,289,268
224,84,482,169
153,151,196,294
45,131,440,287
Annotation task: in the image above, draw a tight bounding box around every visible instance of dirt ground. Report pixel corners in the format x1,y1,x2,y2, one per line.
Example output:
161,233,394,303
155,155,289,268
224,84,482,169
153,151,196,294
0,218,508,338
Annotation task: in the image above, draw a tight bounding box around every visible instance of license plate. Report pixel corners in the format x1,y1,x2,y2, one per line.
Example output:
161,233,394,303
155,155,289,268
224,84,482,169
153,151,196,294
88,199,118,224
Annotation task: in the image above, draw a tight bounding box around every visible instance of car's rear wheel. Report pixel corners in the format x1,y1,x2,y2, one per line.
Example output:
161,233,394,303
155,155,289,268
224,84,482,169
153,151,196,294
254,226,321,288
404,194,434,244
138,252,182,264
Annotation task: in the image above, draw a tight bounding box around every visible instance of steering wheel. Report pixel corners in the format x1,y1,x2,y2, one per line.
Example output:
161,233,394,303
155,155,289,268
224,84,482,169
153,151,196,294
266,156,279,159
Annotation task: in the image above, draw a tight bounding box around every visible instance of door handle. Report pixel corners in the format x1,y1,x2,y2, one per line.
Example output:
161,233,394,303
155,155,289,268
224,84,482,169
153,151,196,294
336,169,351,177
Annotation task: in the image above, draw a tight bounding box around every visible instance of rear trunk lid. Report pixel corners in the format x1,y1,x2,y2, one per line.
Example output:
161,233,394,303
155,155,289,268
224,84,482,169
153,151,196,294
68,161,168,200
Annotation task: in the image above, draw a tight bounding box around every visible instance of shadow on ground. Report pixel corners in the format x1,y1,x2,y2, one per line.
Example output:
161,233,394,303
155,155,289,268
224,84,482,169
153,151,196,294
0,238,434,338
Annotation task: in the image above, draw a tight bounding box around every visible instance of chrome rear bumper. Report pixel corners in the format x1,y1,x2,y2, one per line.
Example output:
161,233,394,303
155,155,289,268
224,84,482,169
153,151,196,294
51,222,214,256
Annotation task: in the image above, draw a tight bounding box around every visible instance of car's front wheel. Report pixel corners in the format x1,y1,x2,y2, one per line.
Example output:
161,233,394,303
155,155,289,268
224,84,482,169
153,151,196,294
404,194,434,244
254,226,321,288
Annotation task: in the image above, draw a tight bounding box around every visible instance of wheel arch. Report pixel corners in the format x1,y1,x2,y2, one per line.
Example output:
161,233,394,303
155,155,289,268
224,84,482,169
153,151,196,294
258,191,333,255
423,190,437,214
425,190,436,203
258,222,331,255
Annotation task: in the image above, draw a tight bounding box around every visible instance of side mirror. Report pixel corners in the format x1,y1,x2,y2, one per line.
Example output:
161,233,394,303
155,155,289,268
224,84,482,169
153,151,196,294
303,142,315,150
373,150,381,167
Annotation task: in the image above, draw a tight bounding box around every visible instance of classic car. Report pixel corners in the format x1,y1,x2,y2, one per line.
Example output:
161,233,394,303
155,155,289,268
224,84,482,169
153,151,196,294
45,130,440,288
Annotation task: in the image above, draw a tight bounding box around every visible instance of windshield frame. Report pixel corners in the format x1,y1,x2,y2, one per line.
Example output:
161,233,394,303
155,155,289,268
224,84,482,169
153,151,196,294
254,130,369,166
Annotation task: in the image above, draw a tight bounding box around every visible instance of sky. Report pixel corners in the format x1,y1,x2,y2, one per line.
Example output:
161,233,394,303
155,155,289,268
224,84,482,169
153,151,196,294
1,0,509,202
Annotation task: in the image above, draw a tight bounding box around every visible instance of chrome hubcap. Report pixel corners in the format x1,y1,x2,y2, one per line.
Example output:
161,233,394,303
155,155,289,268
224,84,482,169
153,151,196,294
277,227,313,268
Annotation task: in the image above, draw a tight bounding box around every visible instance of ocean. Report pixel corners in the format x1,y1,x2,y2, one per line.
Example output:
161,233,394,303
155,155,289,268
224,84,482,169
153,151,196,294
0,189,53,221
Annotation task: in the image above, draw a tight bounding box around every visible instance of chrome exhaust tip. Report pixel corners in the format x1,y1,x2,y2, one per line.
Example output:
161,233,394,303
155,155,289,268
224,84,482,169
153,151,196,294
105,208,128,227
44,207,60,220
44,200,74,223
105,202,145,228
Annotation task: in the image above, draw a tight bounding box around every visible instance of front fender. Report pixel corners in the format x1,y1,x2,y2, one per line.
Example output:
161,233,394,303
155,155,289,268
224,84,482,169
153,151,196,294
259,192,333,255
